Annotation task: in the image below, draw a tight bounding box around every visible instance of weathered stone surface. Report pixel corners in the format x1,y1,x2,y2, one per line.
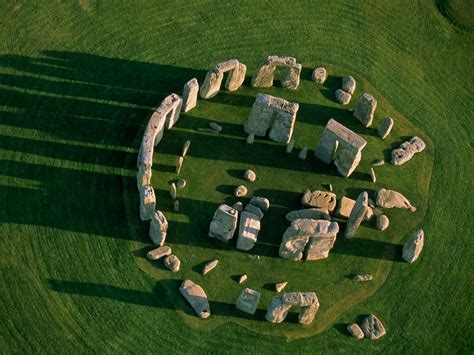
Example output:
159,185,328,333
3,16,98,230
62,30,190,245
199,68,224,99
353,93,377,127
139,185,156,221
202,259,219,275
391,136,426,165
236,211,261,251
199,59,246,99
244,169,256,182
376,214,389,231
285,208,330,222
335,89,352,105
283,292,318,307
314,119,367,177
252,56,301,89
345,191,369,238
378,116,394,139
232,201,243,212
299,304,319,325
373,159,384,166
266,292,319,325
336,196,355,218
173,200,180,212
279,219,339,261
368,198,375,208
239,274,247,284
360,314,386,340
234,185,248,197
249,196,270,212
182,78,199,113
236,288,261,315
246,133,254,144
298,147,308,160
244,204,264,220
347,323,365,339
275,281,288,292
328,183,333,192
286,139,295,153
164,254,181,272
370,168,376,183
176,156,184,174
265,296,291,323
158,93,183,129
209,122,223,132
342,76,356,95
312,67,327,84
225,62,247,92
375,188,416,212
281,63,302,90
137,164,152,188
244,93,299,144
179,279,210,319
353,274,373,282
147,246,172,260
149,210,168,246
364,206,374,221
402,229,424,263
170,182,177,200
137,109,167,169
208,204,238,243
302,190,337,212
182,140,191,157
176,178,186,189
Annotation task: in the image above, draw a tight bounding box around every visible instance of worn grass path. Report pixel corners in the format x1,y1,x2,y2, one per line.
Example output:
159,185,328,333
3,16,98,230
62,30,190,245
0,1,472,353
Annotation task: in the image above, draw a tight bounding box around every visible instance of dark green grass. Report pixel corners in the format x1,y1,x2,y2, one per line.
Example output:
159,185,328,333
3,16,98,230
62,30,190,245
0,1,473,353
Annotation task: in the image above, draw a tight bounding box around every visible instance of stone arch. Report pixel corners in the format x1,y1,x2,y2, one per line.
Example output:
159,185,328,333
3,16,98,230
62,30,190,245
199,59,247,99
251,55,302,89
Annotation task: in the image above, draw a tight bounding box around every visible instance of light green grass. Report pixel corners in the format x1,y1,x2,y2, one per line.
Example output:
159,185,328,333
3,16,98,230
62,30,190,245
0,1,473,353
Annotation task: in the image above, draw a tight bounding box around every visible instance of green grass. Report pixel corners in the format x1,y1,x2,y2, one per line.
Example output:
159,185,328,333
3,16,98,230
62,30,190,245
0,1,473,353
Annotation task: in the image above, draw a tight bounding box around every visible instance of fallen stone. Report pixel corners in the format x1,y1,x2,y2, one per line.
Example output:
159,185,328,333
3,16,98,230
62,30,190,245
353,93,377,127
342,75,356,94
173,200,180,212
345,191,369,238
182,140,191,157
170,182,177,200
202,259,219,275
378,116,394,139
149,210,168,246
373,159,384,166
139,185,156,221
285,208,330,222
236,288,261,315
360,314,386,340
335,89,352,105
182,78,199,113
239,274,247,284
364,206,374,221
164,254,181,272
353,274,373,282
147,246,172,260
402,229,424,263
265,296,291,323
197,127,218,134
209,122,223,132
176,156,184,174
244,169,256,182
246,133,254,144
244,204,264,220
209,204,238,243
298,147,308,160
312,67,327,84
336,196,356,218
176,178,186,189
376,214,389,231
236,211,261,251
375,188,416,212
347,323,364,339
391,136,426,165
249,196,270,212
370,168,376,183
247,254,260,260
328,183,333,192
179,279,210,319
302,190,337,212
286,139,295,153
234,185,248,197
232,201,243,212
275,281,288,293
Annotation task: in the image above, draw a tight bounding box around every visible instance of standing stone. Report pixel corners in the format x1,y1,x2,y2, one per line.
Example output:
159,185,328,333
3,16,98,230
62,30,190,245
335,89,352,105
179,279,210,319
347,323,365,339
265,296,291,323
176,178,186,189
182,140,191,157
164,254,181,272
370,168,376,183
375,188,416,212
139,185,156,221
147,246,172,260
246,133,255,144
234,185,248,197
202,259,219,275
376,214,389,231
360,314,386,340
239,274,248,284
149,210,168,246
137,164,152,189
402,229,424,263
298,147,308,160
299,304,319,325
176,156,184,174
236,288,261,315
391,136,426,165
225,62,247,91
342,76,356,94
199,68,224,99
373,159,384,166
275,282,288,293
328,183,333,192
249,196,270,212
232,201,243,212
208,204,239,243
312,67,327,84
285,208,330,222
378,117,394,139
244,204,264,220
182,78,199,113
252,55,301,89
157,93,183,130
302,190,337,212
236,211,261,251
286,139,295,153
344,191,369,238
353,93,377,127
244,169,256,182
209,122,223,132
170,182,177,200
353,274,373,282
283,292,320,325
173,200,180,212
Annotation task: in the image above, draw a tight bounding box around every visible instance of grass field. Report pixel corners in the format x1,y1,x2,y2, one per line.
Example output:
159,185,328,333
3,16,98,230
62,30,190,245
1,1,473,353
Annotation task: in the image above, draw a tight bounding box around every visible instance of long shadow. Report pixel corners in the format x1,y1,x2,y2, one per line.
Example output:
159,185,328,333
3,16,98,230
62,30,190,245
331,237,403,262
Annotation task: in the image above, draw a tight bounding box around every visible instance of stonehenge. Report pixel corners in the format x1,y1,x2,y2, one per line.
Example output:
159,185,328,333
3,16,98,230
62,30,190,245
370,167,376,183
376,214,390,231
314,119,367,177
285,208,330,222
139,185,156,221
402,229,424,263
378,116,394,139
344,191,369,238
353,93,377,127
164,254,181,272
251,55,302,89
208,204,239,243
279,219,339,261
179,280,210,319
275,282,288,293
146,246,172,261
244,204,264,220
199,59,247,99
149,210,168,246
244,169,256,182
244,93,299,144
342,76,356,95
312,67,327,84
375,188,416,212
360,314,386,340
234,185,248,197
239,275,247,284
353,274,373,282
302,189,337,212
249,196,270,211
391,136,426,165
236,211,261,251
236,288,261,315
265,292,319,325
182,78,199,112
347,323,365,339
335,89,352,105
202,259,219,275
